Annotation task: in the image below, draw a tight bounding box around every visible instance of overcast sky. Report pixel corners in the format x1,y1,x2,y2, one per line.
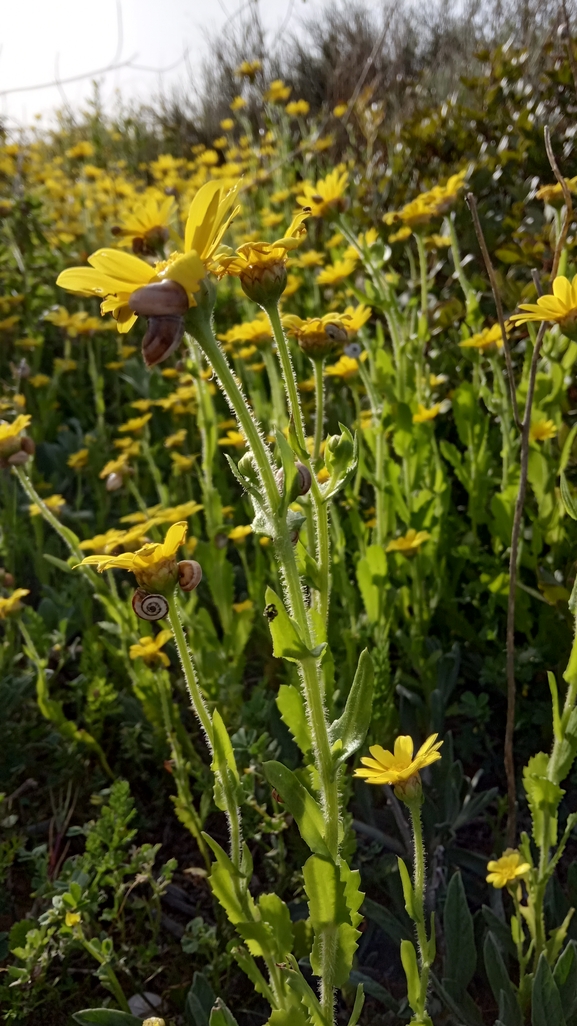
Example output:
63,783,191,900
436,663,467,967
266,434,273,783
0,0,343,130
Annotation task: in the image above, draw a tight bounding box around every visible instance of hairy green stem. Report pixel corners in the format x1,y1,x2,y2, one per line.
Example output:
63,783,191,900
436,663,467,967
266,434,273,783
408,799,431,1019
313,357,325,464
167,591,213,748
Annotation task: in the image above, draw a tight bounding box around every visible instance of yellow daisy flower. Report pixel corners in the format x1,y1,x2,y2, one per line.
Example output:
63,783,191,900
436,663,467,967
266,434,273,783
29,494,65,517
530,418,557,442
56,180,240,333
75,521,187,592
0,414,32,458
218,430,246,449
0,588,30,619
486,850,531,889
286,100,310,117
317,257,358,287
510,275,577,332
228,524,252,542
130,629,173,667
118,414,152,434
386,529,431,555
413,403,442,424
296,169,349,217
383,170,467,228
67,448,89,469
459,324,506,351
215,210,309,301
355,733,443,787
264,79,291,103
111,193,177,253
324,355,359,380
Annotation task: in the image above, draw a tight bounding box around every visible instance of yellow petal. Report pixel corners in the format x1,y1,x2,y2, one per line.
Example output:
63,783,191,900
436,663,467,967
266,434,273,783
89,249,157,285
57,267,122,297
161,520,188,558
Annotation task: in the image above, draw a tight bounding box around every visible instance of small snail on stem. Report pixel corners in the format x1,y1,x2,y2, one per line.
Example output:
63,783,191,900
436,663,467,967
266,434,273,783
177,560,202,592
132,589,170,621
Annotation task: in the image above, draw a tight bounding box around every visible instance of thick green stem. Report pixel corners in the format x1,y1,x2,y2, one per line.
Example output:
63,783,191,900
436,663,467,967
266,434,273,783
313,357,325,464
408,799,431,1019
187,313,279,511
265,303,331,628
81,938,130,1012
264,345,287,429
12,465,83,560
167,591,213,748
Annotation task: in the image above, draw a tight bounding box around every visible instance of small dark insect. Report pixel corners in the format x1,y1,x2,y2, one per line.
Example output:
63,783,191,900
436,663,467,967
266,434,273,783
302,205,312,213
264,603,278,622
271,788,284,804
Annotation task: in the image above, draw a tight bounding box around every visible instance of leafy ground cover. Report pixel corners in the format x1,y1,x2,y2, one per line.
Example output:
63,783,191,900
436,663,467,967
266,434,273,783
3,12,577,1024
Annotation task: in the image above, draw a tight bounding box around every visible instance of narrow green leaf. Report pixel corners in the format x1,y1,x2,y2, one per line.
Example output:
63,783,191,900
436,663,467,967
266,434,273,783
560,472,577,520
43,552,73,574
549,671,562,742
263,762,329,856
532,953,567,1026
303,855,361,986
554,940,577,1020
209,998,240,1026
560,424,577,474
397,857,419,922
72,1013,141,1026
400,939,420,1013
443,871,476,990
347,984,365,1026
329,649,374,763
483,933,521,1024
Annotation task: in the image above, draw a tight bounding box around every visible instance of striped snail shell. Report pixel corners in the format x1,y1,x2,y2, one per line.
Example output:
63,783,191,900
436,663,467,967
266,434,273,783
177,560,203,592
129,280,189,317
141,316,185,369
132,588,169,621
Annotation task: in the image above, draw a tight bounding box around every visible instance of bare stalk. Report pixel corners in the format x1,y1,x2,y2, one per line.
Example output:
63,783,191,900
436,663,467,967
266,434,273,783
466,192,521,430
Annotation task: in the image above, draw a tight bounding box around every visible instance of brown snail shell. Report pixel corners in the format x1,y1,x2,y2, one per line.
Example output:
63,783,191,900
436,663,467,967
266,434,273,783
20,436,36,455
7,450,30,465
275,462,312,497
324,322,348,343
141,316,185,369
177,560,202,592
132,589,169,621
129,280,189,317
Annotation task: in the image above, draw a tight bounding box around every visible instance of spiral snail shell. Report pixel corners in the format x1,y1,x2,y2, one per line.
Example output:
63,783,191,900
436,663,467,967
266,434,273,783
129,280,189,318
132,588,170,621
177,560,203,592
275,462,312,498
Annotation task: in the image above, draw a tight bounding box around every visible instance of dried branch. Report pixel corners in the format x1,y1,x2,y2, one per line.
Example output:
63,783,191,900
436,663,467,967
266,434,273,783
544,124,573,279
466,191,522,431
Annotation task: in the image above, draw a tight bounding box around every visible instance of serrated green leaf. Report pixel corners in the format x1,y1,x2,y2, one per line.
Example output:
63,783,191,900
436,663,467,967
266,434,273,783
303,855,361,986
231,946,275,1004
258,893,294,960
264,587,310,662
329,649,374,763
211,709,242,812
203,834,254,924
263,761,329,856
276,684,312,755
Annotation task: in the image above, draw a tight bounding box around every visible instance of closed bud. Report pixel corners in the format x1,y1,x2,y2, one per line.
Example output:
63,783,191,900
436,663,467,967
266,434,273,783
238,452,260,487
240,262,287,306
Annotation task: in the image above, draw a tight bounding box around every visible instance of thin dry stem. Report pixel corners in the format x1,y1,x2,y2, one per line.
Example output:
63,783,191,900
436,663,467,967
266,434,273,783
466,191,521,431
544,125,573,279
